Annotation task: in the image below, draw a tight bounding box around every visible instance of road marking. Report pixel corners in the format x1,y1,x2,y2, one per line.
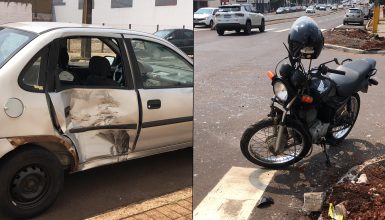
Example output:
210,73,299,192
336,24,343,28
193,166,276,220
275,28,290,32
265,28,275,32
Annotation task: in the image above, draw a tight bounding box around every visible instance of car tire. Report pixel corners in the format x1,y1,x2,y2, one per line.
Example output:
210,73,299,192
0,147,64,219
360,21,364,26
217,28,224,36
209,20,214,30
259,19,265,32
244,21,252,35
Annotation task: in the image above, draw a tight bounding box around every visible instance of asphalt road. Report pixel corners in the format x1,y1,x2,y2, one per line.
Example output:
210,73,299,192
194,10,385,219
0,148,192,220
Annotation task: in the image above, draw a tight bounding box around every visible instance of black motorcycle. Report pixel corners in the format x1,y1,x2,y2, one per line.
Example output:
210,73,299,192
240,17,378,169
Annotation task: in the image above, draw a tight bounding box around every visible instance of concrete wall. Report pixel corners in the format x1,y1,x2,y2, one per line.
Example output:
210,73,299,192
53,0,193,33
0,2,32,25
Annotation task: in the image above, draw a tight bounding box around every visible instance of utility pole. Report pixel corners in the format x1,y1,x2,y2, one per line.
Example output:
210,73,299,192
81,0,92,58
373,0,379,33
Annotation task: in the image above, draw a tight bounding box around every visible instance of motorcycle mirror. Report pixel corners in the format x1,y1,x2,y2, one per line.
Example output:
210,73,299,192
334,58,340,65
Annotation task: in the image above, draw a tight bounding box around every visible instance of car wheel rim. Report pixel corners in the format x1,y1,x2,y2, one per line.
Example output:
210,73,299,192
10,165,50,208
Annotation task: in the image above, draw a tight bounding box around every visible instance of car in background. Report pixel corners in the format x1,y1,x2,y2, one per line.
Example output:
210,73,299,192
214,4,265,35
290,6,297,12
284,6,291,13
319,4,327,10
154,29,193,55
276,7,285,14
0,22,193,219
194,7,219,29
338,4,344,9
343,8,364,25
331,4,338,10
306,6,316,13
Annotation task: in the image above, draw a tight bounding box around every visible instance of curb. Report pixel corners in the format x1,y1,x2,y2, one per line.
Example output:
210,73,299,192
337,154,385,184
324,43,385,54
86,187,192,220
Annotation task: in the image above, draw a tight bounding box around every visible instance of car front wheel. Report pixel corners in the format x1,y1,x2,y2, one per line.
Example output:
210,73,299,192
0,147,64,219
217,28,224,36
259,19,265,32
244,21,252,35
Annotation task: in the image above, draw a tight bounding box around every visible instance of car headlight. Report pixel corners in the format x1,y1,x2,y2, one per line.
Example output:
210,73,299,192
273,81,288,102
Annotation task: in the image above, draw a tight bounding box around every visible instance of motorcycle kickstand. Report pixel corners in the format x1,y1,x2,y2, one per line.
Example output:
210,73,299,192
321,142,331,167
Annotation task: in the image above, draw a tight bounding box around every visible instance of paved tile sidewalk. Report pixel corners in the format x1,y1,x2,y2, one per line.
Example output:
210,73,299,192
86,187,192,220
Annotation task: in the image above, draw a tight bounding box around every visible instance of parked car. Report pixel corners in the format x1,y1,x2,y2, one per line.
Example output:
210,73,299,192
194,7,219,29
343,8,364,25
338,4,344,9
331,4,338,10
284,6,291,13
306,6,316,13
276,7,285,14
319,4,327,10
290,6,297,12
0,22,193,219
154,29,193,55
214,4,265,35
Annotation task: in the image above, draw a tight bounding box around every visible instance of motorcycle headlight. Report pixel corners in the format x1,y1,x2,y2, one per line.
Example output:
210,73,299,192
273,81,288,102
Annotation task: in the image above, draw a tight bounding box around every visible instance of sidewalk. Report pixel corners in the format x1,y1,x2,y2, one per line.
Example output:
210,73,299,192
379,18,385,37
86,187,192,220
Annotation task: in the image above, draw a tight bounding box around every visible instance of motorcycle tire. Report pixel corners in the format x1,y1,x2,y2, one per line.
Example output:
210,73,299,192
326,93,360,146
240,117,312,169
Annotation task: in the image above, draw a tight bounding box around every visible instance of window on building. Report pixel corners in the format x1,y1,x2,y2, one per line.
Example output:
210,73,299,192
111,0,133,8
78,0,95,9
155,0,177,6
53,0,66,6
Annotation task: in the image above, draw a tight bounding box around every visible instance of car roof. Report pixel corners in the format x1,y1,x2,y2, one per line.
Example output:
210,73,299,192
197,7,217,10
1,22,152,36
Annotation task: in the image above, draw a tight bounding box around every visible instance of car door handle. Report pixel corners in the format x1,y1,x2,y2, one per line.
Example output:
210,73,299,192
147,100,161,109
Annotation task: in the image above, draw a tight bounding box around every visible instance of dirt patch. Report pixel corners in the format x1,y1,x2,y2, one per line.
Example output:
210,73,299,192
321,163,385,219
324,29,385,50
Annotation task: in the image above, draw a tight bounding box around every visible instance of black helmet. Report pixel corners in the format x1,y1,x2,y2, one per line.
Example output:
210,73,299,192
288,16,324,59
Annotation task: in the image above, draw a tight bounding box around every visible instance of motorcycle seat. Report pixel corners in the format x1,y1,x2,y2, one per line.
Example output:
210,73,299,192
328,58,376,97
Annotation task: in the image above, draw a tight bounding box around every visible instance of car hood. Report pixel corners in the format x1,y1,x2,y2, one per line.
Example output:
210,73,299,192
194,14,209,19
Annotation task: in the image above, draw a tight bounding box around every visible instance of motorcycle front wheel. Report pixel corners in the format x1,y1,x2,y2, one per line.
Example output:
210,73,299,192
240,118,312,169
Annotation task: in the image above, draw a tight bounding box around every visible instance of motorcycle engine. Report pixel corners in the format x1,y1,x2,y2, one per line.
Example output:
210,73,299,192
309,120,330,143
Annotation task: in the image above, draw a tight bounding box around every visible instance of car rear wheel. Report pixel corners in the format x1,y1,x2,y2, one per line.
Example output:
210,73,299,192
0,147,64,219
244,21,252,35
217,28,224,36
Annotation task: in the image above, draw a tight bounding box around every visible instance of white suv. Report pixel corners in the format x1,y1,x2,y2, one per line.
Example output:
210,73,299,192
194,7,219,29
214,4,265,35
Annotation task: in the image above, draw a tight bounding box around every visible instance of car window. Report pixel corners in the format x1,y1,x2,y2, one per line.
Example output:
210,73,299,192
244,5,252,12
20,48,48,92
195,8,212,14
54,37,127,89
182,30,193,39
154,30,172,38
0,28,36,68
130,39,193,89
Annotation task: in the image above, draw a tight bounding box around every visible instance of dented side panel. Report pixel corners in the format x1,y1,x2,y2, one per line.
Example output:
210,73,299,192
49,88,139,163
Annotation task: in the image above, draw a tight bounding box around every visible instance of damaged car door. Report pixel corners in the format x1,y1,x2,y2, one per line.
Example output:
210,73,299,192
125,35,193,152
46,34,140,167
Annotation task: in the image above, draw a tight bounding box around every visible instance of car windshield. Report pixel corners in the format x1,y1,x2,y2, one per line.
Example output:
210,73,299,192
154,30,172,38
0,28,35,68
218,6,241,12
195,8,213,14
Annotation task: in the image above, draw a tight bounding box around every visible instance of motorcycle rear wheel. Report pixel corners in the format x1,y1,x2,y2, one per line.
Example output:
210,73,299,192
240,117,311,169
326,93,360,145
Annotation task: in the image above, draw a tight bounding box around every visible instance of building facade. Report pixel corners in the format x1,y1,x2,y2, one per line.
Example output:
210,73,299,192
0,0,52,25
53,0,192,33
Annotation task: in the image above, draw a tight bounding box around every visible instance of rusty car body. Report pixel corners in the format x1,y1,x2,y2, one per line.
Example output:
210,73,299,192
0,22,193,218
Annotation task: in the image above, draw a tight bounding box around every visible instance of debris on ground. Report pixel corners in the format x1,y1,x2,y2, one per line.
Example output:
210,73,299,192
257,196,274,208
321,163,385,219
302,192,325,212
323,29,385,50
